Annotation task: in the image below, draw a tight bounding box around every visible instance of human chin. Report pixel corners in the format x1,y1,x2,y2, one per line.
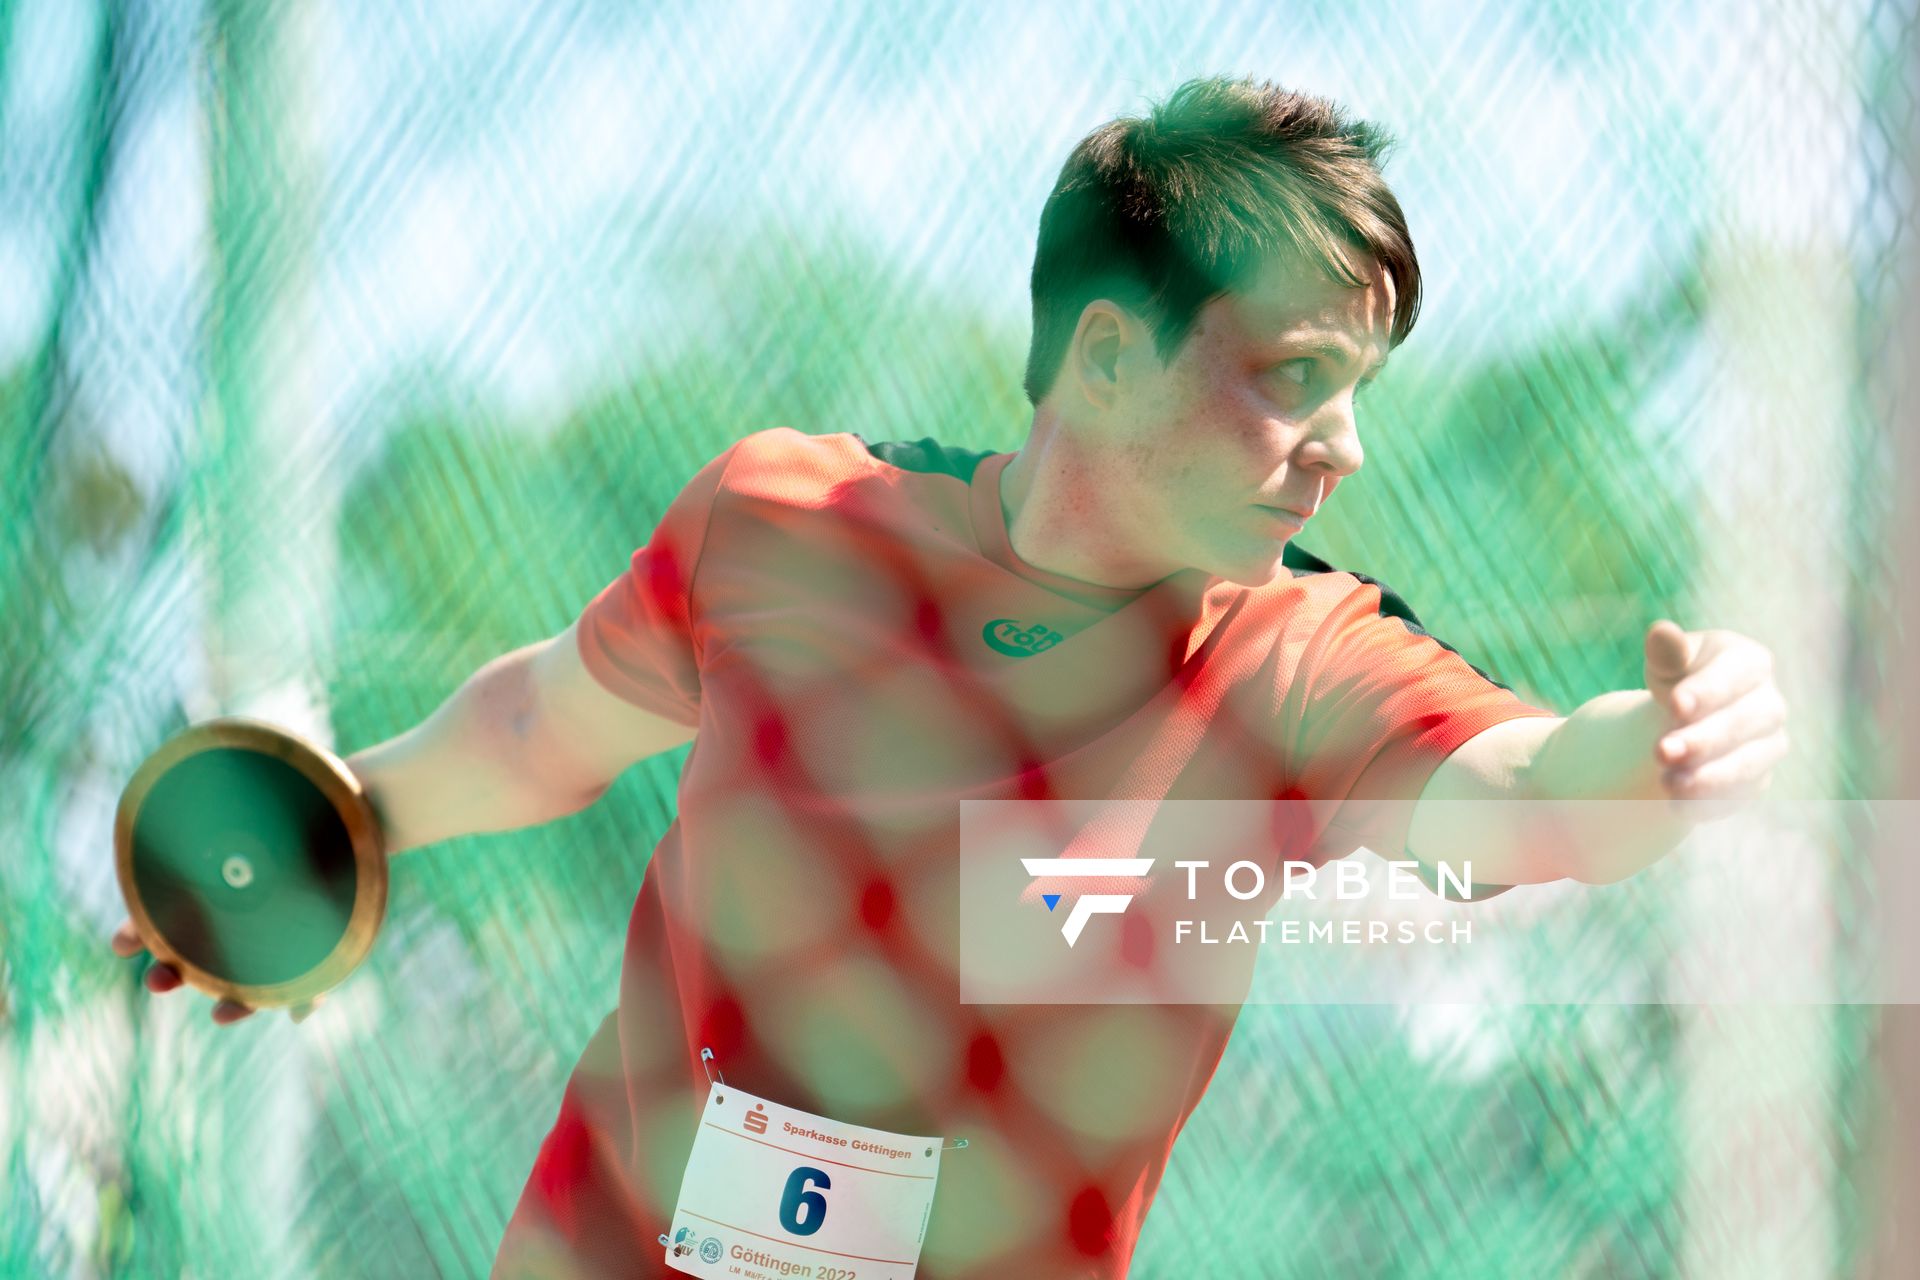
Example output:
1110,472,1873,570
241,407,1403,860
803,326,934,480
1206,532,1290,587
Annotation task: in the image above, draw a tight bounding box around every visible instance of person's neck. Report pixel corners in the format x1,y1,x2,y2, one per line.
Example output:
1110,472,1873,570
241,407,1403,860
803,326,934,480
999,411,1178,593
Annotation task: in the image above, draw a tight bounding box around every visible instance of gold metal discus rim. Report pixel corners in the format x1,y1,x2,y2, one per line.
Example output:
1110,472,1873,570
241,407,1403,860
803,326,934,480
113,716,388,1009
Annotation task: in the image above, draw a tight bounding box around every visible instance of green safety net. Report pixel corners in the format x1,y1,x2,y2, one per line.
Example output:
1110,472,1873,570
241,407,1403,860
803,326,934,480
1,0,1912,1276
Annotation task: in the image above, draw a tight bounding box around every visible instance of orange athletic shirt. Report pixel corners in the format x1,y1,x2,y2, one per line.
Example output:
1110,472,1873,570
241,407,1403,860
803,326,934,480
490,427,1559,1279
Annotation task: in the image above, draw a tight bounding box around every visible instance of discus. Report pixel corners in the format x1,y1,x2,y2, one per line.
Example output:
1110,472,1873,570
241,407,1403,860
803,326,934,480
113,717,388,1010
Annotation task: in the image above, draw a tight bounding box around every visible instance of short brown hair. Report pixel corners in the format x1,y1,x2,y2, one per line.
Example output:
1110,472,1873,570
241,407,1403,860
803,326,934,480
1023,76,1421,406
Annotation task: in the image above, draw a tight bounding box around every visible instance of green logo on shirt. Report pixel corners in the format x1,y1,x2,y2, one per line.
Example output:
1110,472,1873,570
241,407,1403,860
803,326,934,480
983,619,1064,657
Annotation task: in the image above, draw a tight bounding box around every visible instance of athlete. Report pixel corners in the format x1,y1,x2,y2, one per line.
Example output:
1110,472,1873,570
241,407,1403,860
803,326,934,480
113,76,1790,1277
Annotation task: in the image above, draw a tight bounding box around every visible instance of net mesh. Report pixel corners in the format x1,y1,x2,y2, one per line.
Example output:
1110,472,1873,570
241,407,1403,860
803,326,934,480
1,0,1912,1276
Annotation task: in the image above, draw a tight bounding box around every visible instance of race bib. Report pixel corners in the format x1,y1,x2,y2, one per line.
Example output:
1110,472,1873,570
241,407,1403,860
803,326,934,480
662,1083,946,1279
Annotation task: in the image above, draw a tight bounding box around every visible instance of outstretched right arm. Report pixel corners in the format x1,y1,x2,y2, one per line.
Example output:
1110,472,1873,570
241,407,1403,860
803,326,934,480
343,617,697,857
112,620,697,1023
116,436,740,1022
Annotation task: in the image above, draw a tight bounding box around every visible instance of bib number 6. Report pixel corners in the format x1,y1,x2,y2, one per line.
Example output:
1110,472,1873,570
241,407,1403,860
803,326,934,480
778,1166,832,1236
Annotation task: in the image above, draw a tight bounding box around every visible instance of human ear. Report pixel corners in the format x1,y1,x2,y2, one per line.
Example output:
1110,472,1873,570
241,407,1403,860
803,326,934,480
1073,303,1126,410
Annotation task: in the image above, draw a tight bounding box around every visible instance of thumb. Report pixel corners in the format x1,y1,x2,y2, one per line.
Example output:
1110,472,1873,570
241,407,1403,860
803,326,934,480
1644,619,1698,710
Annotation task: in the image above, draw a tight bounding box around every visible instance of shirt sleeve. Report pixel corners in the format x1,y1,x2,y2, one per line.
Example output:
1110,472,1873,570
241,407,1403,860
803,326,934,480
1289,580,1560,870
574,441,741,726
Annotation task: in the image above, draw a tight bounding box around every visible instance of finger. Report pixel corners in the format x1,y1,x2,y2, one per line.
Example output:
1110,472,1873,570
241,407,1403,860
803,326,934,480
212,1000,256,1026
110,921,146,957
1663,729,1791,800
144,963,182,994
1656,685,1788,769
1669,642,1772,722
1644,619,1695,688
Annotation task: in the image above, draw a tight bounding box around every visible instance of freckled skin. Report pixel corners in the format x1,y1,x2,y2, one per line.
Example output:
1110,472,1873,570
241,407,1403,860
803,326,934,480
1002,248,1395,592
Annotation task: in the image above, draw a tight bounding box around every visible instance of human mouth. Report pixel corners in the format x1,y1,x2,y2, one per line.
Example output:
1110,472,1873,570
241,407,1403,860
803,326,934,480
1254,505,1308,532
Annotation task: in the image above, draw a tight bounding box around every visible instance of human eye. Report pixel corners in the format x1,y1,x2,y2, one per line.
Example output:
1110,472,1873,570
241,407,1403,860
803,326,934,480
1270,359,1314,388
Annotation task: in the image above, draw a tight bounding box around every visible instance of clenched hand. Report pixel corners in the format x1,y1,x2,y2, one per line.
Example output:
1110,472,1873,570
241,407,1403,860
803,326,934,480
1643,619,1791,821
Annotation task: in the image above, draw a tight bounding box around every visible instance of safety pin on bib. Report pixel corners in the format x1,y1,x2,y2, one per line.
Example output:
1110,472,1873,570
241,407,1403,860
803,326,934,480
659,1049,732,1248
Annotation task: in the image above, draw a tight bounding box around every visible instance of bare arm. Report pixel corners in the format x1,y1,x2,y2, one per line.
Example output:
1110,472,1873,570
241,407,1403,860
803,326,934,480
1408,692,1687,887
1408,621,1790,888
345,617,697,856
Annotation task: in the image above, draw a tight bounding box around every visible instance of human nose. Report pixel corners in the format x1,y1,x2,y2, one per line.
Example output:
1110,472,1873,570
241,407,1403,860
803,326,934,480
1296,395,1363,478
